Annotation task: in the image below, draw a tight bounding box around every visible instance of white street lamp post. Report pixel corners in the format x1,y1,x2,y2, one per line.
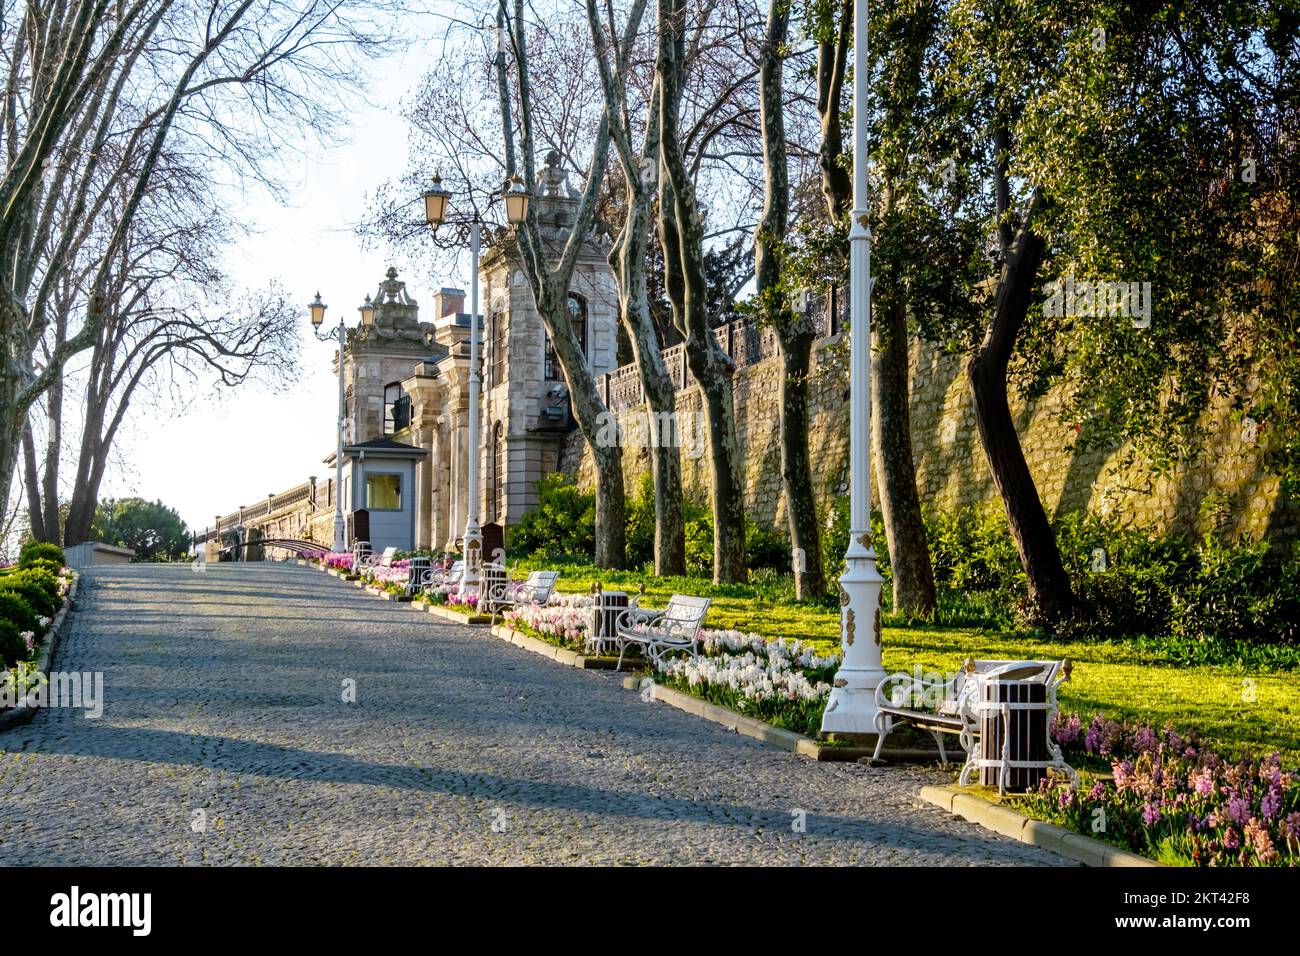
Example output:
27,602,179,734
462,220,484,593
309,292,374,555
421,175,529,594
820,0,888,736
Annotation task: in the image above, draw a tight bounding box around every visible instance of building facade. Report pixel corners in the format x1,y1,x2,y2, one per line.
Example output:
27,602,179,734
200,153,619,559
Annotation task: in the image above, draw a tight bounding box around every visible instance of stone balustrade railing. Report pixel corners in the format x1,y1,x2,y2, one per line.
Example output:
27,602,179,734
596,290,843,413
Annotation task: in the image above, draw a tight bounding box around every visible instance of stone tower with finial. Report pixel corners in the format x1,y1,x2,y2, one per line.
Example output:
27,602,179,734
477,149,619,526
340,267,442,445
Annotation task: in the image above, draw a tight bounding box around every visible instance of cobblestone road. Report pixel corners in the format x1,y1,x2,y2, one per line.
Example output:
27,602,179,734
0,564,1067,865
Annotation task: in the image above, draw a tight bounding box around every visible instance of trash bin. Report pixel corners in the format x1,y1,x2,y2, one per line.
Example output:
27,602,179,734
976,665,1051,793
406,556,430,596
482,564,507,605
590,586,630,656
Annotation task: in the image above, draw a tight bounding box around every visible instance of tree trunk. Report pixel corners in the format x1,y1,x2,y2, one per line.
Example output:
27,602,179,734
657,0,746,584
613,201,686,575
872,298,936,616
816,0,853,224
21,423,45,542
757,0,824,598
582,0,686,575
778,331,825,597
968,185,1073,626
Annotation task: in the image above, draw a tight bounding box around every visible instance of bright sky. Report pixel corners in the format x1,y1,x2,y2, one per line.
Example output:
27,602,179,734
99,24,457,536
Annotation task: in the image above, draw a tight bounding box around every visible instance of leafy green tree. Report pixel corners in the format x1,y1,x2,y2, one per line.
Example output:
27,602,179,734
90,498,190,562
897,0,1298,626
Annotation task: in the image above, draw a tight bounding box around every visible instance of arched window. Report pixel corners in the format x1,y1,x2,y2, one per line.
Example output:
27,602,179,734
544,292,588,380
490,309,506,388
384,382,409,434
488,422,504,523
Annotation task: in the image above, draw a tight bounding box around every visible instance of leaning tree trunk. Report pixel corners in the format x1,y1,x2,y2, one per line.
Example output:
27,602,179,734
872,298,936,616
816,0,853,224
777,326,825,597
968,187,1073,626
21,424,45,542
500,0,624,568
758,0,824,598
657,0,746,583
613,200,686,575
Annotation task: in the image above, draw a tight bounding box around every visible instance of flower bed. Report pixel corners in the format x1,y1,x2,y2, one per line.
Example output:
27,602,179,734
415,582,481,615
501,592,595,651
1,544,75,692
498,593,839,736
360,559,411,595
657,632,838,737
1011,713,1299,866
305,551,354,572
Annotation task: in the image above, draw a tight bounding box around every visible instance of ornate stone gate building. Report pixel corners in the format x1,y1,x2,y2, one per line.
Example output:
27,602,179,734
199,154,619,558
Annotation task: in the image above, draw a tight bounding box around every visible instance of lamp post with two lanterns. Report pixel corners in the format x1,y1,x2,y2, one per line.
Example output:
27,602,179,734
308,291,375,554
420,172,529,592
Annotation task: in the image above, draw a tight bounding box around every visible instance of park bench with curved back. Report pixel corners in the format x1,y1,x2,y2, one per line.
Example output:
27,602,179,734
486,570,560,625
358,546,397,570
419,559,464,592
872,658,1077,789
613,594,711,671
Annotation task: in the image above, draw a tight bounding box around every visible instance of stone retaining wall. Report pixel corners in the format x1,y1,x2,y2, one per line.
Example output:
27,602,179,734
567,332,1297,544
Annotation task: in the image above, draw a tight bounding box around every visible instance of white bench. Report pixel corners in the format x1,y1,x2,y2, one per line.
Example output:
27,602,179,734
358,546,397,571
613,594,711,670
872,658,1076,788
485,570,560,626
419,559,464,591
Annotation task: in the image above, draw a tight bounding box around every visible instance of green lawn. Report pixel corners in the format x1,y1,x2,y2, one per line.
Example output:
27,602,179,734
516,558,1300,767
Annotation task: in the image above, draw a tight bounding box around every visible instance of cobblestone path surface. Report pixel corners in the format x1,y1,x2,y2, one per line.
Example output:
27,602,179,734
0,564,1067,865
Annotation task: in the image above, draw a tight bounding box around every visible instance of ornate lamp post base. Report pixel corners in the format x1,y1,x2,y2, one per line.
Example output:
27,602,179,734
331,513,346,555
460,523,482,594
820,542,888,734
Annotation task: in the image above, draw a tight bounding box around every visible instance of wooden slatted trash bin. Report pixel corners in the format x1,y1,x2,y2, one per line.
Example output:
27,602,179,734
973,662,1059,794
406,557,430,597
589,585,630,657
482,563,507,603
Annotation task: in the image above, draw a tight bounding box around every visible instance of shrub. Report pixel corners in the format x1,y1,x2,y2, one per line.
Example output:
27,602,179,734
0,619,29,669
17,557,63,578
508,473,595,559
624,473,657,568
3,566,60,597
0,580,58,620
925,503,1024,594
1170,536,1300,647
684,514,713,575
0,592,39,636
18,541,65,568
744,520,789,572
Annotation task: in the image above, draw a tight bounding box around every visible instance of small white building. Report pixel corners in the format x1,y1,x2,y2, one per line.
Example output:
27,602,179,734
63,542,135,568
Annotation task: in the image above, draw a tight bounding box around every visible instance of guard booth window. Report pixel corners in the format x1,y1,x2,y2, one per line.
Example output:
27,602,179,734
366,474,401,510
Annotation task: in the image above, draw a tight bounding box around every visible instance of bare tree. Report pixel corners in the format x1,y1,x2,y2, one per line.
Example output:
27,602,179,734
755,0,827,598
499,0,625,567
0,0,390,532
657,0,747,583
584,0,685,574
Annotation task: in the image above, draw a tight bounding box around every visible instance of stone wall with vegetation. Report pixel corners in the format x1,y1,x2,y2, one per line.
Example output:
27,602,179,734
567,330,1297,545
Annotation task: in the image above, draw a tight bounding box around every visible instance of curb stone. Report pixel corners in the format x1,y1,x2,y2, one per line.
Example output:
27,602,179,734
422,603,491,625
919,783,1161,868
488,624,623,670
0,571,80,733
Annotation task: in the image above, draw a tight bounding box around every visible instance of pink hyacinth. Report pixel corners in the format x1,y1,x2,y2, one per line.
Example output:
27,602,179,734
1192,768,1215,797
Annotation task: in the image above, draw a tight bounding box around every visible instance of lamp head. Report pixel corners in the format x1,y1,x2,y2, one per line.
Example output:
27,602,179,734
422,172,451,228
503,174,529,225
309,292,326,326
